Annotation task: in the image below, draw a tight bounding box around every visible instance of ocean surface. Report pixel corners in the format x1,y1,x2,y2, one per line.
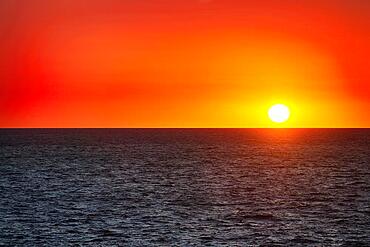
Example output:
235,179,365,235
0,129,369,246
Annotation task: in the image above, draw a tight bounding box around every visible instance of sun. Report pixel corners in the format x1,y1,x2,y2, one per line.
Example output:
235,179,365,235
268,104,290,123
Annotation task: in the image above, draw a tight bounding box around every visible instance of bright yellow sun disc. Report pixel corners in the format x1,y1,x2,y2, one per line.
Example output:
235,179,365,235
268,104,290,123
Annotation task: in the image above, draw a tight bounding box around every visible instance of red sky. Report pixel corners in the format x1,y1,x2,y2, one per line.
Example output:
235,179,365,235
0,0,369,127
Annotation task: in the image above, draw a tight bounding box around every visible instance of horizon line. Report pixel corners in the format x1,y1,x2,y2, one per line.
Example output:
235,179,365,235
1,127,369,129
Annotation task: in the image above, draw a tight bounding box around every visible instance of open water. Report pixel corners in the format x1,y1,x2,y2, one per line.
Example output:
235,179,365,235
0,129,369,246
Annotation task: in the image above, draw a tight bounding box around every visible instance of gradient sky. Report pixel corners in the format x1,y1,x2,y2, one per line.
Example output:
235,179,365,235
0,0,369,127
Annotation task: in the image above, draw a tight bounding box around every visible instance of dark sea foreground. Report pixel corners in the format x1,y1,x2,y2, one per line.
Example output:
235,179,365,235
0,129,369,246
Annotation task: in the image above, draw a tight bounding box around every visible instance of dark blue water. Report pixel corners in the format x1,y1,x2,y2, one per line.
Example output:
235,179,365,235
0,129,369,246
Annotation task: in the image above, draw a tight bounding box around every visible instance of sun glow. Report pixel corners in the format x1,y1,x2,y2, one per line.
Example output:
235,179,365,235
268,104,290,123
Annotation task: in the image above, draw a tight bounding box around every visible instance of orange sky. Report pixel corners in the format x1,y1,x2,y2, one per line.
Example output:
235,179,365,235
0,0,369,127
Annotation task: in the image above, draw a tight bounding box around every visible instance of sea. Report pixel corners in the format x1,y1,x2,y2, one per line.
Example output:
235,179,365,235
0,129,369,246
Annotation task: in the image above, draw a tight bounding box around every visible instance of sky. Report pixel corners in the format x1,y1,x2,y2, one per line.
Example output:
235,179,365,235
0,0,369,127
